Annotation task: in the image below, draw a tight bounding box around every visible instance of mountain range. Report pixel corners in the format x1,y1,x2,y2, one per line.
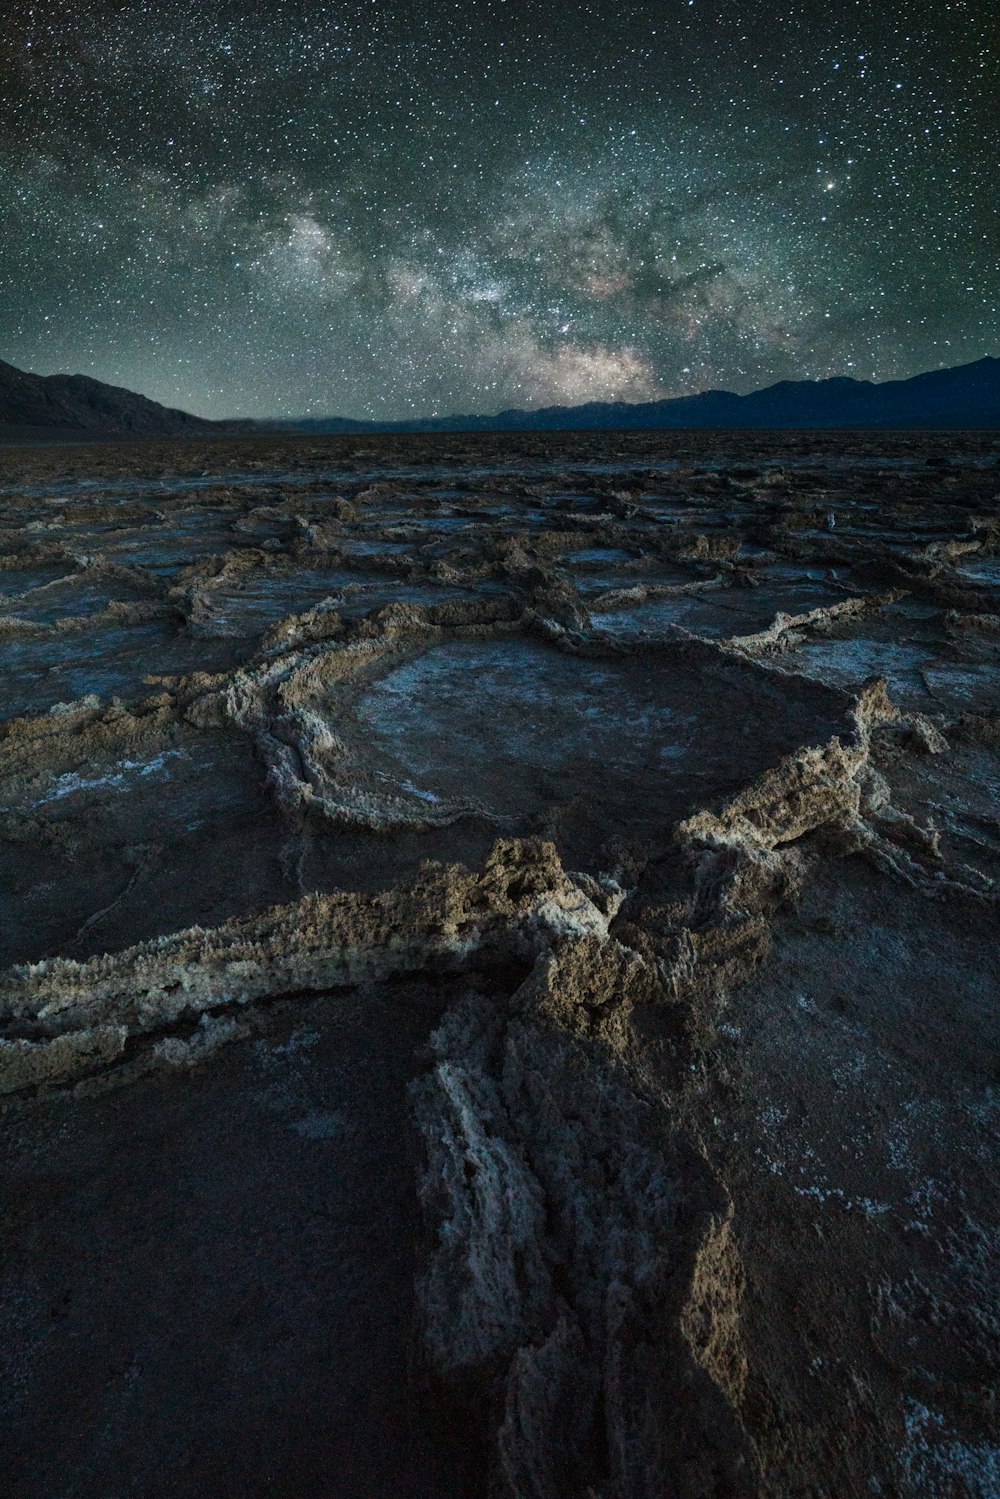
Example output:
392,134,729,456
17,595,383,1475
1,354,998,440
281,357,1000,433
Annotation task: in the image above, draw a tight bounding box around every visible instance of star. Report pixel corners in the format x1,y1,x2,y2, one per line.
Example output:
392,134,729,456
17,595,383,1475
1,1,996,418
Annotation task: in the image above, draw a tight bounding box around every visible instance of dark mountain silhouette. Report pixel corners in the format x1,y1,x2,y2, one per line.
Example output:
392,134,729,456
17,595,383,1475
0,360,224,440
2,354,998,441
280,356,1000,434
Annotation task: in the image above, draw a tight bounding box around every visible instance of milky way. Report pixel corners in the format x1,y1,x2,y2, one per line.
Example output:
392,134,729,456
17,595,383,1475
1,1,997,419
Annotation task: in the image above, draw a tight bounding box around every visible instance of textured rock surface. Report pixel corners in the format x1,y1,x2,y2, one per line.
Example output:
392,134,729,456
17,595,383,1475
0,429,998,1497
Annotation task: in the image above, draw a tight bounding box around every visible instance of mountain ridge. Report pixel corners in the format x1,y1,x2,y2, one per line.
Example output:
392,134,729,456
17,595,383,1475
2,354,998,439
278,356,1000,433
0,359,225,440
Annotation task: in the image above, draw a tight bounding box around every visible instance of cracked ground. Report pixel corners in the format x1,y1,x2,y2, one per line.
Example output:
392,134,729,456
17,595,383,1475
0,429,998,1498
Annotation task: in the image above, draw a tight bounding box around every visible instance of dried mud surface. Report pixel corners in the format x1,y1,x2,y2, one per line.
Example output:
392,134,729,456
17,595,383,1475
1,429,998,1498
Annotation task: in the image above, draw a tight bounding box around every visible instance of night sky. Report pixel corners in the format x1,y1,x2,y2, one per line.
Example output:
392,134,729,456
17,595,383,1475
2,1,997,420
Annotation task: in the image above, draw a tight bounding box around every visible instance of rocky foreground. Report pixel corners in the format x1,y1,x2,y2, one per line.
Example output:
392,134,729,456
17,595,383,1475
0,430,997,1497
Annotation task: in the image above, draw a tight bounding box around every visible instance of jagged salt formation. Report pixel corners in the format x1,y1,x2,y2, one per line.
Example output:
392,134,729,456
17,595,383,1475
0,839,614,1095
722,590,901,657
678,678,996,907
182,589,602,833
402,681,993,1498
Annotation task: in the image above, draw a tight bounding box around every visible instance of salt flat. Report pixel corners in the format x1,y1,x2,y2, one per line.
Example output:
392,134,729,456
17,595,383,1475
1,429,998,1498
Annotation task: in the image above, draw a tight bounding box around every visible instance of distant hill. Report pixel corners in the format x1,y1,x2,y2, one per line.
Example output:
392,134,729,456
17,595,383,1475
279,356,1000,434
0,360,225,440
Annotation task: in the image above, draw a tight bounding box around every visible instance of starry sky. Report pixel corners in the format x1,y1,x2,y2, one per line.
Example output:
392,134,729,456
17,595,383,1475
2,0,997,420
